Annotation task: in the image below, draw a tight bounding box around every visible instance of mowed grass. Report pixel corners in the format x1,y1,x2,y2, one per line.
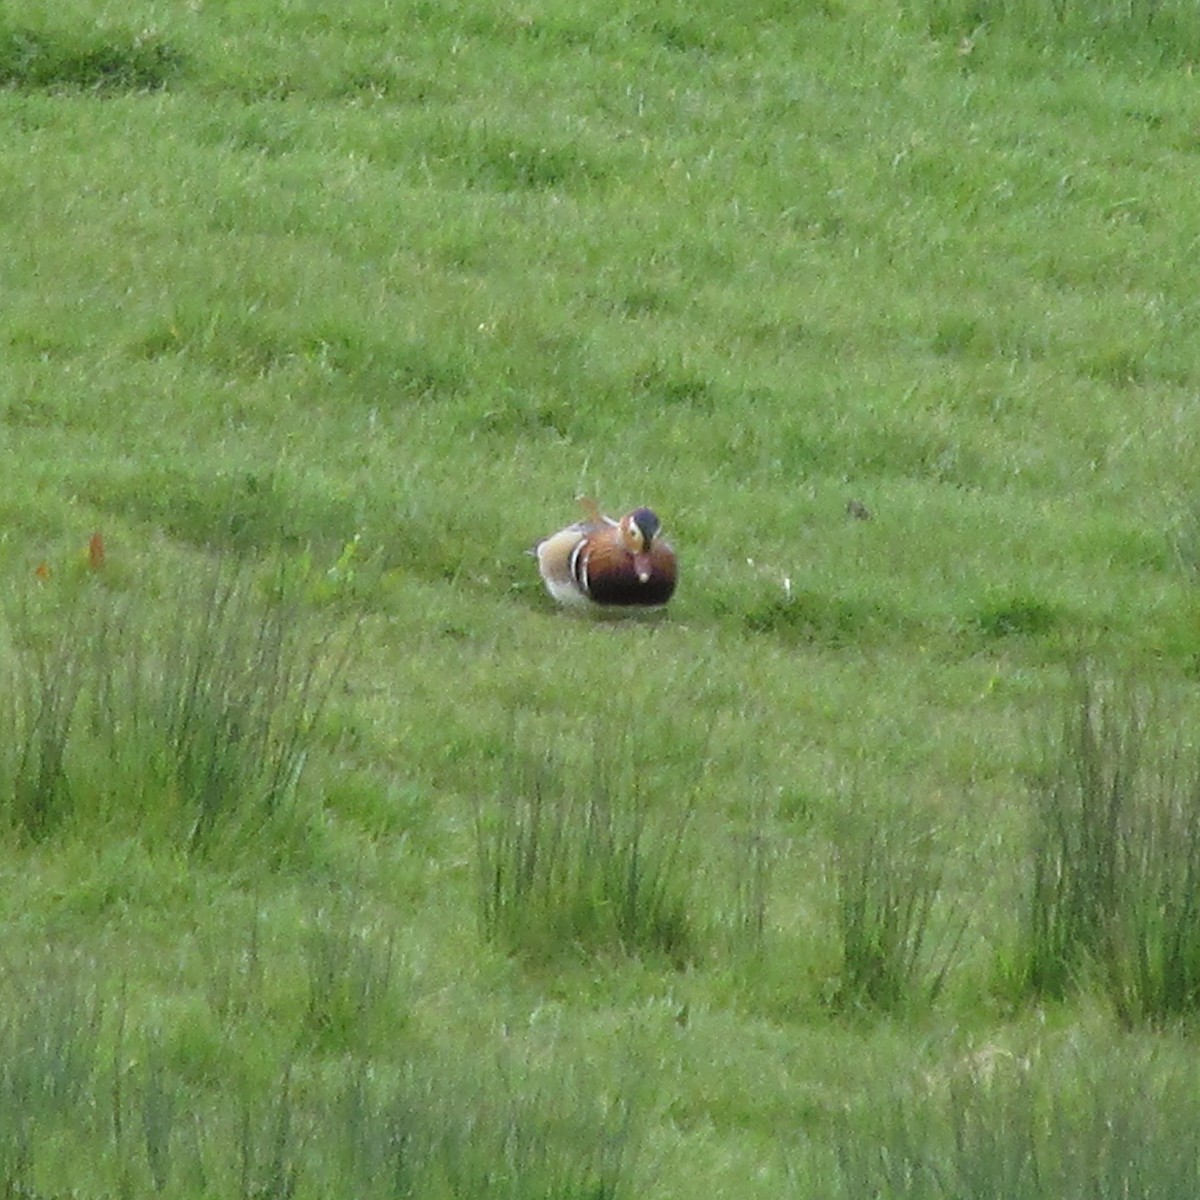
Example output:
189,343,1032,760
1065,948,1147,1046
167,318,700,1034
4,0,1200,1194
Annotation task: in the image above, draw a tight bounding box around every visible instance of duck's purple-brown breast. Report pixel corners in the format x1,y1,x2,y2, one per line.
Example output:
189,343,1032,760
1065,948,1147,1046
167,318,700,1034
579,538,677,606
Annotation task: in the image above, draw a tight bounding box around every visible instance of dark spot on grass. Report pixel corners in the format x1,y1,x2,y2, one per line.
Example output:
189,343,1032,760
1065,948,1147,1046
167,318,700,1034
975,595,1060,639
3,396,59,429
332,69,446,104
638,17,720,54
741,317,816,347
631,363,715,409
460,135,607,193
0,25,184,93
745,590,890,646
129,317,280,376
475,396,581,440
1082,346,1145,385
931,315,982,357
306,334,467,402
81,468,360,556
617,288,676,317
132,319,466,402
1124,108,1164,129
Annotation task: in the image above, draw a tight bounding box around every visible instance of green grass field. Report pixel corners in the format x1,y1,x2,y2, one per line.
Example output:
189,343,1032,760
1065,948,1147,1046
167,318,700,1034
5,0,1200,1195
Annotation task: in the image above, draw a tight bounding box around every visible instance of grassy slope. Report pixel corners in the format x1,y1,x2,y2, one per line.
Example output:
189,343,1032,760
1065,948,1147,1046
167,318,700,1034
3,0,1200,1194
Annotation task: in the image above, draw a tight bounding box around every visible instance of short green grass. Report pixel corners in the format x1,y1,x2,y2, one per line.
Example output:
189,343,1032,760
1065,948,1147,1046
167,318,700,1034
5,0,1200,1194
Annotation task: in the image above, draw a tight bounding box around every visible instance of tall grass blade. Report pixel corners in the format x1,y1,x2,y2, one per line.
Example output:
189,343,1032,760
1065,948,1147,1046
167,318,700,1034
831,800,964,1013
475,735,695,963
1019,669,1200,1022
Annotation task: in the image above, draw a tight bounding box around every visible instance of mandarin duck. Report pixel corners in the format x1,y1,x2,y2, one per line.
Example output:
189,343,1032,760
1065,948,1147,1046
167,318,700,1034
534,497,677,608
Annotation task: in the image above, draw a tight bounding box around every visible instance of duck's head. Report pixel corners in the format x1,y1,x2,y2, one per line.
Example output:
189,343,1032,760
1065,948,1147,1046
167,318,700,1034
621,507,662,582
